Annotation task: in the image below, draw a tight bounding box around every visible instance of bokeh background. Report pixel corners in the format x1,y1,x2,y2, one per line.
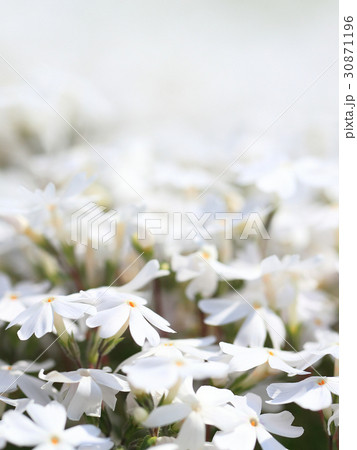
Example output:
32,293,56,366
0,0,337,159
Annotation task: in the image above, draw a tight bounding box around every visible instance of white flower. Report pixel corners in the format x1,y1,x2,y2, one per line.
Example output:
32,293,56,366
123,354,228,392
115,259,170,294
199,295,286,349
0,359,54,404
0,401,112,449
86,292,175,346
296,329,339,371
39,367,129,420
172,245,243,300
259,254,322,309
236,155,337,199
266,376,339,411
213,393,303,450
219,342,309,376
0,273,49,323
7,293,96,340
144,378,235,450
327,404,339,435
17,173,94,232
81,259,170,306
117,336,219,370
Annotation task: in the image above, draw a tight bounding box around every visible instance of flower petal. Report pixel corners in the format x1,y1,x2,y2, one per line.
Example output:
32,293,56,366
144,403,191,427
213,424,256,450
256,426,287,450
177,411,206,450
260,411,303,438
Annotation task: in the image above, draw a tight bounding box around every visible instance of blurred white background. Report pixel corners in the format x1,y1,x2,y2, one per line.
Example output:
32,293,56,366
0,0,338,157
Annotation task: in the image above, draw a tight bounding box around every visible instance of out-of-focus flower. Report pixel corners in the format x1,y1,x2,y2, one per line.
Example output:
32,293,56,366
172,245,244,300
81,259,169,305
213,393,303,450
7,293,96,340
219,342,309,376
296,330,339,371
19,173,94,229
144,378,235,450
236,155,337,199
266,376,339,411
117,336,219,370
0,274,49,323
123,354,228,392
0,359,53,404
39,367,129,421
0,401,113,449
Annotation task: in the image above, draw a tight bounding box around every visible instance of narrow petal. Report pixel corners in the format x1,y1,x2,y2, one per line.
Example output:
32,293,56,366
268,356,309,375
66,377,102,420
220,344,267,372
246,393,262,415
177,411,206,450
213,424,256,450
267,380,309,405
63,424,112,446
0,371,17,393
17,374,51,405
202,406,238,431
1,410,46,446
129,307,160,347
200,300,250,326
196,385,234,406
119,260,168,292
27,402,66,433
89,369,129,392
139,305,175,332
256,426,287,450
260,411,304,438
87,304,130,339
234,311,266,347
52,300,95,319
261,308,286,349
144,403,191,427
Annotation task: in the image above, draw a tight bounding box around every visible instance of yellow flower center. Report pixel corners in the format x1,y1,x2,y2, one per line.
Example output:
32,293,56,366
318,379,326,386
250,418,258,427
9,294,18,301
47,204,56,212
201,251,211,259
268,351,274,356
51,437,59,445
46,297,55,303
128,301,136,308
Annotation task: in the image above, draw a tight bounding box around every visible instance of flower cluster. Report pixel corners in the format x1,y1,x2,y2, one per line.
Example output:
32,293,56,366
0,72,338,450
